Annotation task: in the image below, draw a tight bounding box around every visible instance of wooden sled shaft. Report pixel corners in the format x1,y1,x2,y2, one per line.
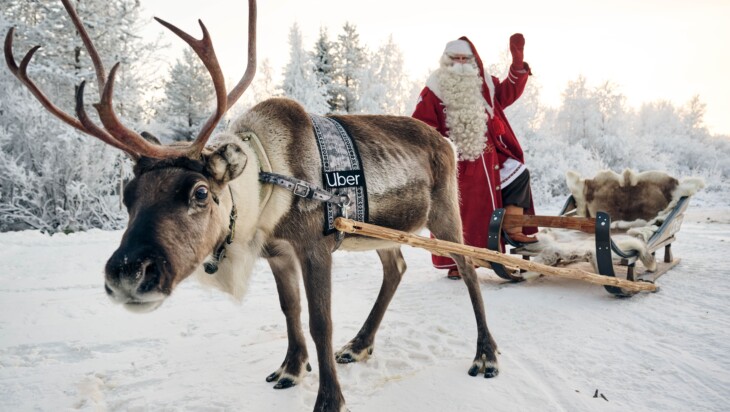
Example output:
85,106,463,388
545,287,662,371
334,218,656,293
502,214,596,234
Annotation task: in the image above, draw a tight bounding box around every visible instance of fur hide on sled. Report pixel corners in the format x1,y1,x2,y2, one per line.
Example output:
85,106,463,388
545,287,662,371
519,169,704,278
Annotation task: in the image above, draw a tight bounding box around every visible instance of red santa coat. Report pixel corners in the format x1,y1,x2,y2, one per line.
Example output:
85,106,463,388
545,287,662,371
412,36,536,269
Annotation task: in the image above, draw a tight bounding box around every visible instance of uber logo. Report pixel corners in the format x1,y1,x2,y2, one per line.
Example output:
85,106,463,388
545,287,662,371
325,170,364,188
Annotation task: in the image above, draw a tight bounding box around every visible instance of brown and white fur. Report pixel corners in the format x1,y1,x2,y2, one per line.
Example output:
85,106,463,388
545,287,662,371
105,98,499,411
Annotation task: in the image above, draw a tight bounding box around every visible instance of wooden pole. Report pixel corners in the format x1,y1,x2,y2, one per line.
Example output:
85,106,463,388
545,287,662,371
503,214,596,234
334,218,656,293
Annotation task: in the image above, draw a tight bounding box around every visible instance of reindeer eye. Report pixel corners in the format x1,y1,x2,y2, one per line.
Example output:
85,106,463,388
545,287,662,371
194,186,209,201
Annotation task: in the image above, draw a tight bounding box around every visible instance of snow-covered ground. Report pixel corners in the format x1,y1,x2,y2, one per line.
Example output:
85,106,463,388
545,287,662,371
1,206,728,411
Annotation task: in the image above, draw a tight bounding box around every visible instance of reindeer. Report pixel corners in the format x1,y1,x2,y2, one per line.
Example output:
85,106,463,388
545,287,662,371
5,1,499,410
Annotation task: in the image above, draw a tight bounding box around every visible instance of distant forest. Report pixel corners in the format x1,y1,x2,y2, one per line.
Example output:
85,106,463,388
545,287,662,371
1,0,727,232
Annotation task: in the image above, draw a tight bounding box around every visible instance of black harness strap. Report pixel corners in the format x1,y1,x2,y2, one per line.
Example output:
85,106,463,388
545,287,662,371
259,171,350,204
310,114,368,236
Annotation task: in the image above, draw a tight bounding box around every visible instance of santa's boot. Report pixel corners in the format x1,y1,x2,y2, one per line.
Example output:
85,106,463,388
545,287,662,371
504,205,538,244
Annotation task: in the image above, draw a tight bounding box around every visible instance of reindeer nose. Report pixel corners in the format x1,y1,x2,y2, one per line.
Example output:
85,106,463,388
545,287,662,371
104,248,167,299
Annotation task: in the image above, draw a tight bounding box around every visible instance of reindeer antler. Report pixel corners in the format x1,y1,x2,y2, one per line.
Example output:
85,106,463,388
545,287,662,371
155,0,257,156
3,0,257,160
4,28,130,154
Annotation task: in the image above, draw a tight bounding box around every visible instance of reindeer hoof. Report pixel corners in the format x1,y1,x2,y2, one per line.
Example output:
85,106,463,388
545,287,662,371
274,378,295,389
335,344,373,364
266,362,311,387
468,357,499,378
265,371,280,382
336,353,356,364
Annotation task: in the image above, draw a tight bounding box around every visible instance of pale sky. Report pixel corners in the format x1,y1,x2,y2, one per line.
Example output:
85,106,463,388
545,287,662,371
140,0,730,135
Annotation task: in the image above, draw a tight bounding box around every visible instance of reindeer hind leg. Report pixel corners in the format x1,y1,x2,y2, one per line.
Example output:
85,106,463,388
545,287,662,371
427,190,500,378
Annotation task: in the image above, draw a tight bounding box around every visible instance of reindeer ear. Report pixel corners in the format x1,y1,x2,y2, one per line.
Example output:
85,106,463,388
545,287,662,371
204,142,248,183
140,131,161,145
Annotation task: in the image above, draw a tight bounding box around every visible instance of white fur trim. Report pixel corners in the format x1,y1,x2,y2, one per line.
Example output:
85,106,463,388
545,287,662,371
482,75,495,115
480,154,497,209
499,158,526,186
444,40,472,56
425,71,442,99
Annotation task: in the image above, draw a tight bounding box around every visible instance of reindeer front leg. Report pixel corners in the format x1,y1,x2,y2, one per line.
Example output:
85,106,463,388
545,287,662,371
336,247,406,363
298,246,347,412
263,240,310,389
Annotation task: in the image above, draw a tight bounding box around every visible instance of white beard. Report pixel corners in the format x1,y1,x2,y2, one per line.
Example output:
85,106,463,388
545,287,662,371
436,62,490,161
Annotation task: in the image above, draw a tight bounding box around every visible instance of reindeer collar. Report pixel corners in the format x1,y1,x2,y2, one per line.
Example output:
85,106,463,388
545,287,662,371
203,185,237,275
204,131,270,275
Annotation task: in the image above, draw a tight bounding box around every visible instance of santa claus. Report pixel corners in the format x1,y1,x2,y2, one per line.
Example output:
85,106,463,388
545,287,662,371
412,34,538,279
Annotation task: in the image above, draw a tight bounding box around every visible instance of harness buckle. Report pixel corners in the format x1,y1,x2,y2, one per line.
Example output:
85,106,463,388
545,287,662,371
293,182,311,198
341,195,352,219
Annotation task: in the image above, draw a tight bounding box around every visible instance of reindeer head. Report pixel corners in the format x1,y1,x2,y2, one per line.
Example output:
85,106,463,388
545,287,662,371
5,0,257,312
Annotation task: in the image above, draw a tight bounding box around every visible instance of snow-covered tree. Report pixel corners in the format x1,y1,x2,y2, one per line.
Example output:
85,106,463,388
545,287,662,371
253,58,279,102
681,95,708,138
0,0,154,232
2,0,153,123
356,35,410,115
555,76,603,143
332,22,366,113
227,58,280,121
550,77,653,170
354,57,385,114
636,97,727,181
281,23,328,115
312,27,337,113
159,48,216,141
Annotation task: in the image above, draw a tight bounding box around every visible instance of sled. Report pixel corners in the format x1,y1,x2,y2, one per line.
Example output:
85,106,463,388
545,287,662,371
333,193,689,297
335,169,698,297
486,193,690,297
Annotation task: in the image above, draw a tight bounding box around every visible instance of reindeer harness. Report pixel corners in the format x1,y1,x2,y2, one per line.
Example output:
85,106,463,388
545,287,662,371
206,117,368,273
